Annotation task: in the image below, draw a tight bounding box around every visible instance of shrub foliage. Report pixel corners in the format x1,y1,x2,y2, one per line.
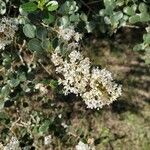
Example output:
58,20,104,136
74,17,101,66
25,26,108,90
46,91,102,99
0,0,149,149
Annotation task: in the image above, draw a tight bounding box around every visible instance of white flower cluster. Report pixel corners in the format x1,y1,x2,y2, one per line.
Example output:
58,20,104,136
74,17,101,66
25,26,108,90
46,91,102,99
76,141,90,150
0,17,18,49
2,136,21,150
58,26,82,42
35,83,48,95
82,68,122,109
51,50,122,109
44,135,52,145
51,50,90,95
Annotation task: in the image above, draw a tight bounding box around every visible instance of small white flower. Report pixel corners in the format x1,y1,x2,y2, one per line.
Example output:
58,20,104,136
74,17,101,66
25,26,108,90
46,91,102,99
44,135,52,145
58,26,75,41
69,50,83,63
74,32,82,42
61,122,68,128
68,42,79,50
58,114,62,118
76,141,90,150
0,142,4,149
51,52,63,66
35,83,48,95
0,17,18,49
58,26,82,42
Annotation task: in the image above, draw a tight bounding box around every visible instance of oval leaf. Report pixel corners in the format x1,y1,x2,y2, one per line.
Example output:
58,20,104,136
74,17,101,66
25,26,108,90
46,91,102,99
140,12,150,22
143,34,150,44
36,26,48,40
139,3,147,13
0,0,6,15
123,6,135,16
46,1,58,11
129,14,140,24
27,38,43,53
113,11,123,22
21,2,37,12
41,38,53,52
23,24,36,38
8,79,20,88
43,13,55,25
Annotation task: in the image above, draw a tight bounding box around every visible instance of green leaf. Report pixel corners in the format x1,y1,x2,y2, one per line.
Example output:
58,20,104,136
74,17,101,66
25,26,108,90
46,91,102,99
139,3,147,13
0,100,4,110
0,112,9,119
70,13,80,22
41,39,53,52
140,12,150,22
129,14,140,24
0,0,6,15
46,0,58,11
104,0,116,9
59,16,70,27
23,24,36,38
8,79,20,88
143,49,150,64
2,55,12,69
104,16,111,24
43,13,55,25
116,0,124,6
49,79,58,90
80,13,88,22
85,21,95,33
104,0,116,15
36,26,48,40
39,120,50,134
27,38,43,53
99,9,106,16
1,85,10,97
123,6,136,16
145,47,150,52
21,2,37,12
143,34,150,44
18,73,26,82
38,0,46,10
113,11,123,22
133,44,143,51
59,1,78,15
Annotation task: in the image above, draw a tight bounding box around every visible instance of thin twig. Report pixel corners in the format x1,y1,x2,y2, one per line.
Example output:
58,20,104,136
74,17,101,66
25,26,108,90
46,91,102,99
79,0,97,15
122,24,140,29
38,61,52,76
87,1,100,5
10,117,21,131
18,40,26,65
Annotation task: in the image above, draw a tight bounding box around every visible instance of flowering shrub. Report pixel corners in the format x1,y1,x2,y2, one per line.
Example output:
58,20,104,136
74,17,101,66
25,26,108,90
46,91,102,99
0,17,18,49
0,0,149,149
52,50,122,109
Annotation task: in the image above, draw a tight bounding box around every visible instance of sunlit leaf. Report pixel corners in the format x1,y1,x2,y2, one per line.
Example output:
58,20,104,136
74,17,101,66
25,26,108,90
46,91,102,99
23,24,36,38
